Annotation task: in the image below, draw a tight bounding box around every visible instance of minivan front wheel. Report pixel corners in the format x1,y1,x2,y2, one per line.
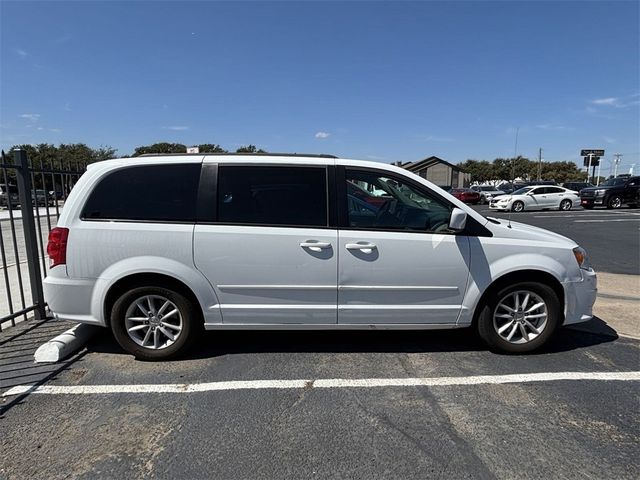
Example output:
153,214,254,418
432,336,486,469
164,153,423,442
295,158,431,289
111,286,199,360
477,282,560,353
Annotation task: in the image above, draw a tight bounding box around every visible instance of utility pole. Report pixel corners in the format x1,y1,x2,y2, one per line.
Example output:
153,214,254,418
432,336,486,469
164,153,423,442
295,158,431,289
537,148,543,181
596,160,602,185
613,153,622,177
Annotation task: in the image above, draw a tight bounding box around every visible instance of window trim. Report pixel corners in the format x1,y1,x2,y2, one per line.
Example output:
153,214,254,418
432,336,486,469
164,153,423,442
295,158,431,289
80,163,202,224
197,163,334,229
336,165,492,237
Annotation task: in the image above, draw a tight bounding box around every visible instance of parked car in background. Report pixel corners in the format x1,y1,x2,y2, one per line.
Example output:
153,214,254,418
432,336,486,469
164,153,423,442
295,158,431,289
0,185,20,209
489,186,580,212
527,180,558,186
471,185,505,204
580,175,640,209
562,182,593,193
437,185,452,193
498,182,528,195
44,154,596,359
450,188,481,204
31,189,56,207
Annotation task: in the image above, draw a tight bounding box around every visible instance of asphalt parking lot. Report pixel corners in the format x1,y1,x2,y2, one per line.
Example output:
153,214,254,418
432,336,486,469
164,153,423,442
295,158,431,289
1,206,639,479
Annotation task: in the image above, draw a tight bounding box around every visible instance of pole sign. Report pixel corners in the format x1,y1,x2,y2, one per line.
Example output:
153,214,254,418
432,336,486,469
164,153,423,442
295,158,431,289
580,149,604,156
581,149,603,168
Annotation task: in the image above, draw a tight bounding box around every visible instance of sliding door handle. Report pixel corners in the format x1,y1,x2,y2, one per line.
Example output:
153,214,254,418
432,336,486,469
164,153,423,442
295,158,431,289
300,241,332,252
345,242,377,254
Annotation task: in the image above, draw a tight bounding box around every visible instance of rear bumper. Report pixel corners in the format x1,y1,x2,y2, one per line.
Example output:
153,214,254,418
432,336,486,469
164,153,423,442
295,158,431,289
562,269,597,325
43,268,103,326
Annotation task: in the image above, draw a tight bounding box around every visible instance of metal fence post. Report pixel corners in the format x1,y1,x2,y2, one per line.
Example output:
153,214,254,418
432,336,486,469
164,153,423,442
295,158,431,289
14,149,47,320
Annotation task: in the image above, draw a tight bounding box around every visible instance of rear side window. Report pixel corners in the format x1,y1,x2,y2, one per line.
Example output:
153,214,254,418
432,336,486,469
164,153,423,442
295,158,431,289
217,166,327,227
82,164,201,222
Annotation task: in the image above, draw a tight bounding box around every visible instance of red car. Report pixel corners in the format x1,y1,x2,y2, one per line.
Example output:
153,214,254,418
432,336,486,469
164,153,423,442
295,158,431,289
450,188,481,204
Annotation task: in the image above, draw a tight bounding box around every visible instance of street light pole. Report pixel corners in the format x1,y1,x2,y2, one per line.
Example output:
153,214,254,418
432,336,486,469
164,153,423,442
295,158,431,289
537,148,543,181
586,153,593,183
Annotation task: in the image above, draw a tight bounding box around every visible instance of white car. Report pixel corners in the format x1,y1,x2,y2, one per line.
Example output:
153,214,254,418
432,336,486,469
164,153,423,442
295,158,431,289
489,186,581,212
44,154,596,360
471,185,505,204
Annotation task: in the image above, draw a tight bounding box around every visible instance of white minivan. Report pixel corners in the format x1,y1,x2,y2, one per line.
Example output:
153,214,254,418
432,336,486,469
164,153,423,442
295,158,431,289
44,154,597,360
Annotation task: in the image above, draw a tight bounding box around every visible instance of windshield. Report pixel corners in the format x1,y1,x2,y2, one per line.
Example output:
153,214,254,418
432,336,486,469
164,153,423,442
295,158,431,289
512,186,535,195
480,186,498,191
600,177,627,187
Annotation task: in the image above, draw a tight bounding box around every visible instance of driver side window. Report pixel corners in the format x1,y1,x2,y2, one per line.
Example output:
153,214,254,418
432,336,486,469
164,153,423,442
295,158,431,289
345,170,452,232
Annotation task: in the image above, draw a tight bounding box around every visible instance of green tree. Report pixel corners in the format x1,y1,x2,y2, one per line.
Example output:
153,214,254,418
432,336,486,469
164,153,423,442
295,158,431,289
236,145,266,153
132,142,187,157
197,144,227,153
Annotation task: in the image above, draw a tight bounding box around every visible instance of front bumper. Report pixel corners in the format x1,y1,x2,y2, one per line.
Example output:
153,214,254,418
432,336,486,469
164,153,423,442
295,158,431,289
489,203,509,210
562,268,597,325
580,197,604,207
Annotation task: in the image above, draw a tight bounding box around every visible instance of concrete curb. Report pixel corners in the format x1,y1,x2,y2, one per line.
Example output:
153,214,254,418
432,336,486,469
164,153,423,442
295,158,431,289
34,323,99,363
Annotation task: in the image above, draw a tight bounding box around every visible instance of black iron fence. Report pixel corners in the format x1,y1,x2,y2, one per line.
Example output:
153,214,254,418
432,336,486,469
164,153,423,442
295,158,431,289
0,149,87,331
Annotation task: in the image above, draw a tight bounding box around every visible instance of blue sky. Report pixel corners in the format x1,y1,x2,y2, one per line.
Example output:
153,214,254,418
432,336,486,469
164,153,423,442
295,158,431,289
1,0,639,174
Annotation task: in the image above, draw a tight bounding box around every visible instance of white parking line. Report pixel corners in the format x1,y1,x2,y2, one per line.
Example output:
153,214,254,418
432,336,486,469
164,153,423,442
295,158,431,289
533,213,640,218
3,371,639,397
573,219,640,223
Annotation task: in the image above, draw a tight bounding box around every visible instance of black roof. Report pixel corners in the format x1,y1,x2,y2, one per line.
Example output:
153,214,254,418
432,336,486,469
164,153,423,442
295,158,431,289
404,156,467,173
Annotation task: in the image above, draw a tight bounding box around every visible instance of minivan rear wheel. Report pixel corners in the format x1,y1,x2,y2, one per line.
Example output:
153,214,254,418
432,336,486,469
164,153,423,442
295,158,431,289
477,282,560,353
111,286,199,360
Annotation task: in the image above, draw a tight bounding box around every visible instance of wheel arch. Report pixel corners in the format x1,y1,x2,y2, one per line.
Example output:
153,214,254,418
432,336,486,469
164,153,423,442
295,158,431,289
90,256,222,327
469,269,565,328
103,273,207,327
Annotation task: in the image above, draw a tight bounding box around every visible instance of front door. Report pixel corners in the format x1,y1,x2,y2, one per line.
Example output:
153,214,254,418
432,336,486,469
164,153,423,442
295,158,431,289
194,164,337,324
337,168,471,325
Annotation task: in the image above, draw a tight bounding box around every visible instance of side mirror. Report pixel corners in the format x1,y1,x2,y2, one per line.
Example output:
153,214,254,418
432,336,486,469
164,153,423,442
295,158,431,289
448,207,467,232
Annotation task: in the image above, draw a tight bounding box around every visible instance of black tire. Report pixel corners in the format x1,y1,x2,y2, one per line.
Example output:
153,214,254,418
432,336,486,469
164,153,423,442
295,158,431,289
606,195,622,209
111,286,200,361
477,281,561,354
511,201,525,212
559,199,572,211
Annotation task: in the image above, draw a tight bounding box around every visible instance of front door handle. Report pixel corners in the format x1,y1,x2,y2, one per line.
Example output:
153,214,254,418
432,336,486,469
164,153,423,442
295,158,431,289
345,242,377,254
300,241,332,252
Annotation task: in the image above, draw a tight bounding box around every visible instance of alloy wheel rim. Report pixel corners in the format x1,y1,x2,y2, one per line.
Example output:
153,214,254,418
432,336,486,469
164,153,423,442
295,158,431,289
124,295,183,350
514,202,523,212
561,200,571,210
493,290,548,344
610,197,621,208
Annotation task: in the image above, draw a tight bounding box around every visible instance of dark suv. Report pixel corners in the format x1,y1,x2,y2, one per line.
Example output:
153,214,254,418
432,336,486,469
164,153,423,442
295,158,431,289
580,176,640,209
562,182,593,192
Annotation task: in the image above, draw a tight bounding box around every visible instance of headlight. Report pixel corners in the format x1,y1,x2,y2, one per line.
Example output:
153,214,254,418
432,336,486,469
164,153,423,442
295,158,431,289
573,246,591,270
595,189,606,196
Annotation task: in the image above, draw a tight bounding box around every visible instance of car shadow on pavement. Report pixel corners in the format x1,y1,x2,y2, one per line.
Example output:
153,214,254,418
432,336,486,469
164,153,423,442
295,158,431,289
85,316,621,360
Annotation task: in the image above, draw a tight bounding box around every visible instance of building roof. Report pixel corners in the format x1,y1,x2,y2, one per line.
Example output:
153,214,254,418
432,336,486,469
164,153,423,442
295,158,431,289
404,156,467,173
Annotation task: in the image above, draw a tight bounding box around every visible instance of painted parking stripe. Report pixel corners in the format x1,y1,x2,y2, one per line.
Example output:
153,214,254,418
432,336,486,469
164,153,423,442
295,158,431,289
3,371,639,397
573,219,640,223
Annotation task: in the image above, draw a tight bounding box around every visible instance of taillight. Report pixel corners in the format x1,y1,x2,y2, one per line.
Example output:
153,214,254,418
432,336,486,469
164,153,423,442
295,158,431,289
47,227,69,268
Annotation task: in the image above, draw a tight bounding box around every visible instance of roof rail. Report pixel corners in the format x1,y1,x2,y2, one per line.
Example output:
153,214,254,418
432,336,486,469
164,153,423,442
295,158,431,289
138,152,338,159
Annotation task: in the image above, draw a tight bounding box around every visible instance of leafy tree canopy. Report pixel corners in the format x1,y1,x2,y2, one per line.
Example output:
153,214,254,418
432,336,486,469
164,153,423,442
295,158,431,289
459,156,586,184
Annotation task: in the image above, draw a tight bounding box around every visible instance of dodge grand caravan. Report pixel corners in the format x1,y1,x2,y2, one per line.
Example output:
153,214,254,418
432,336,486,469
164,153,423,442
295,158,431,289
44,154,597,360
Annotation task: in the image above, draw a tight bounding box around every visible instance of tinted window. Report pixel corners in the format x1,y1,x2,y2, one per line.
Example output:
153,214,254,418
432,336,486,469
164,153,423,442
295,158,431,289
217,166,327,227
345,170,452,232
82,164,201,221
546,187,564,194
